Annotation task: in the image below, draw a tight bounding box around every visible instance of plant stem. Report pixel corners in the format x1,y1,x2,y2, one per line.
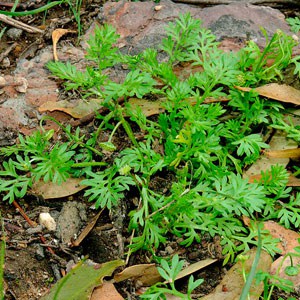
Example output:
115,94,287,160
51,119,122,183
72,161,107,168
116,106,139,148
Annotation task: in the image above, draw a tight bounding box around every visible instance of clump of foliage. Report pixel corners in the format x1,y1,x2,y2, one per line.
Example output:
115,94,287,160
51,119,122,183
287,16,300,33
2,13,300,297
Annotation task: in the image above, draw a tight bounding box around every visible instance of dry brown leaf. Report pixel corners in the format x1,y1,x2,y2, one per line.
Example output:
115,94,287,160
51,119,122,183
243,131,297,179
265,148,300,159
260,222,300,289
52,29,76,61
263,221,300,255
271,255,300,289
248,173,300,187
174,258,218,282
235,84,300,105
39,98,103,119
91,282,124,300
31,177,86,199
71,209,103,247
243,218,300,255
114,264,162,286
286,174,300,186
201,248,272,300
127,96,229,117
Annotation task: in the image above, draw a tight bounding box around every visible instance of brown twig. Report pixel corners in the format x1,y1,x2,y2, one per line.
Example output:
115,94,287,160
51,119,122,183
0,14,43,34
12,200,55,254
0,42,17,63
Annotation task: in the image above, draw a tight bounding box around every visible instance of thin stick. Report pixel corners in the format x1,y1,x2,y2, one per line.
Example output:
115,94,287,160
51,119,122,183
12,200,55,254
0,42,17,63
0,14,43,33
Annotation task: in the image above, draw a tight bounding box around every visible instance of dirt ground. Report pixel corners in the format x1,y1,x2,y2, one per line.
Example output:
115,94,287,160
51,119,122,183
1,0,300,299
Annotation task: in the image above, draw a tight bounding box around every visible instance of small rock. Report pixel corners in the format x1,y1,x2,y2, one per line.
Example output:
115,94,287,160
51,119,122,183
6,28,23,40
1,57,10,68
34,244,45,260
26,225,43,235
39,212,56,231
154,5,163,11
15,77,28,93
56,201,87,244
165,245,174,254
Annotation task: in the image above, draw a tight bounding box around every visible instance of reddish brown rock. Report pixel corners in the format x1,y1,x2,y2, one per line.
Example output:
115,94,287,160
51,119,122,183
99,0,294,51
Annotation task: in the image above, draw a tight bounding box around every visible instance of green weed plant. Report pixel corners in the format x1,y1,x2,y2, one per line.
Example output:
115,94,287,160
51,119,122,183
1,13,300,297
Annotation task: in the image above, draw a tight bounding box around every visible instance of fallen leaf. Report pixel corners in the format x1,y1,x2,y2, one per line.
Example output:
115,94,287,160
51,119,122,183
201,248,272,300
91,281,124,300
265,148,300,159
263,221,300,255
235,84,300,105
41,259,124,300
243,218,300,256
52,29,76,61
256,221,300,289
114,264,162,286
71,209,103,247
127,96,229,117
31,177,86,199
244,130,297,179
39,98,103,119
271,255,300,290
174,258,218,282
248,173,300,187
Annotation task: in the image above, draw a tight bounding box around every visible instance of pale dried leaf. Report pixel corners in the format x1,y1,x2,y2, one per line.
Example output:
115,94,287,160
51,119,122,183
174,258,218,282
114,264,161,286
201,248,272,300
52,29,76,61
248,173,300,187
271,255,300,289
244,131,297,178
91,282,124,300
127,96,228,117
265,148,300,159
235,84,300,105
263,221,300,255
31,177,86,199
39,98,103,119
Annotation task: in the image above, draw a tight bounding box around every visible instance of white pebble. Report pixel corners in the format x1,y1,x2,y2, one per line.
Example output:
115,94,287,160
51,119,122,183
39,213,56,231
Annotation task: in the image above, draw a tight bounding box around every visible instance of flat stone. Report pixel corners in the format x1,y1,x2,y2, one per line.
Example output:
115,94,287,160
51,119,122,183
6,28,23,40
99,0,294,52
56,201,87,244
0,107,19,146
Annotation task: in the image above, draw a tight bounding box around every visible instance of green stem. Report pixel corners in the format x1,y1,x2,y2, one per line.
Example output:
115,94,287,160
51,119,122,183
39,115,103,156
108,121,122,143
72,161,107,168
116,106,139,148
0,212,5,300
93,111,114,145
239,224,262,300
0,1,63,16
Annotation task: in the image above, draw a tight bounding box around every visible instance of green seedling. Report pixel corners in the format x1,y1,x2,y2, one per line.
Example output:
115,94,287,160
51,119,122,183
1,13,300,298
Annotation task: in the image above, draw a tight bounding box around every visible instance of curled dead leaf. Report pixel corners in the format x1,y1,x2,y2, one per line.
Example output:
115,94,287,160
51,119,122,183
235,84,300,105
52,29,76,61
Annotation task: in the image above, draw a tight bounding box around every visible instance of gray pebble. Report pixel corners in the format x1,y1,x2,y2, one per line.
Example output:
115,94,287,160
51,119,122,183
6,28,23,40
